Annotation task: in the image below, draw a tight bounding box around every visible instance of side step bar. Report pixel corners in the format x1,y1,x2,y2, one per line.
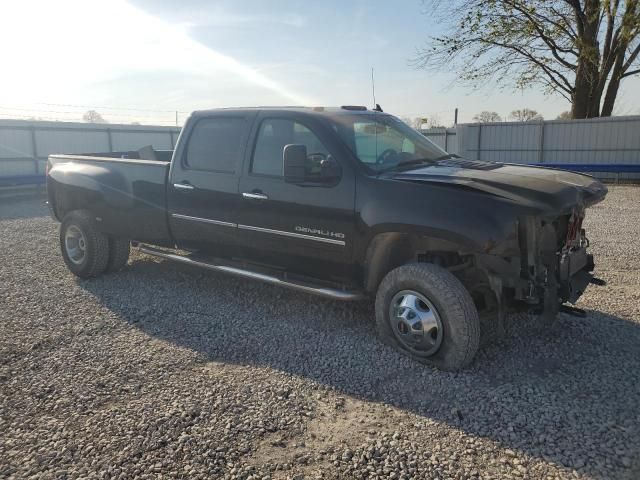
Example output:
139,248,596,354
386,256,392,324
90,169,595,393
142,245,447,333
560,304,588,318
137,244,365,301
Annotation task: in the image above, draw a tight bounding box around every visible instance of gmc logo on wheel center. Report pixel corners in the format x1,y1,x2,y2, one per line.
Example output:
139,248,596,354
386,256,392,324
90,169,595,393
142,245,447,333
295,226,345,239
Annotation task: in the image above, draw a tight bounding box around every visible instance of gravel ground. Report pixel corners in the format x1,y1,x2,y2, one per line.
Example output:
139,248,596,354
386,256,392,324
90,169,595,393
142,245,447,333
1,187,639,480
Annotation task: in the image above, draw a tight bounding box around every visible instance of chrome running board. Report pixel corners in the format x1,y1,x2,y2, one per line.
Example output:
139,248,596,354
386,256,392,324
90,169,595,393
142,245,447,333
137,244,364,301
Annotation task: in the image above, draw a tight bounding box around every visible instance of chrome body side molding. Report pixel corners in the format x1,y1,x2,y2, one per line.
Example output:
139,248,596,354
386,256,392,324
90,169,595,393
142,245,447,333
170,214,346,246
237,224,346,246
171,213,236,228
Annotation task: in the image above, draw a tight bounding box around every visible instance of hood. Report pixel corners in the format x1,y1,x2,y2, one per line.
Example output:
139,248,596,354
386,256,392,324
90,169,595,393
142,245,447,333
390,160,608,214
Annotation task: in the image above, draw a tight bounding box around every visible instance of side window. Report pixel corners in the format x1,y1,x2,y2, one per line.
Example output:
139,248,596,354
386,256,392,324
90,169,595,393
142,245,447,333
251,119,329,176
185,117,246,173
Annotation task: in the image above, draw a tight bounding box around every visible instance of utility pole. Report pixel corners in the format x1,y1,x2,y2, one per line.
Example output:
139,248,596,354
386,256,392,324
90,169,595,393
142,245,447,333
175,111,178,126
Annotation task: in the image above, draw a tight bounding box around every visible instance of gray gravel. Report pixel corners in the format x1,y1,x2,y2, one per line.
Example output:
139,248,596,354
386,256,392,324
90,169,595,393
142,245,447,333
1,187,639,480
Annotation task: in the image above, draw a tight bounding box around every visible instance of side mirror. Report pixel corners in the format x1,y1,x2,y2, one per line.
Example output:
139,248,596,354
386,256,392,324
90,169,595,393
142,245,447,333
283,144,307,184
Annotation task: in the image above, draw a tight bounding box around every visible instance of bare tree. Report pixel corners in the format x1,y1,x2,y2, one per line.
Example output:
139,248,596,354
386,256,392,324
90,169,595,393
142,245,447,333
556,110,573,119
510,108,544,121
402,117,430,129
427,114,447,128
83,110,107,123
413,1,640,118
472,111,502,122
412,118,426,129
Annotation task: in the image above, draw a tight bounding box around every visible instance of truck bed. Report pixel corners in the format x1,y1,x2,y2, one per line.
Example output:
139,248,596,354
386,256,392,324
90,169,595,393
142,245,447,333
47,152,173,245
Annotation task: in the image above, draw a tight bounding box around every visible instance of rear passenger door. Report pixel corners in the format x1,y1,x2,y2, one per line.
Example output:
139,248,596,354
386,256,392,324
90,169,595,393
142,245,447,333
168,112,256,253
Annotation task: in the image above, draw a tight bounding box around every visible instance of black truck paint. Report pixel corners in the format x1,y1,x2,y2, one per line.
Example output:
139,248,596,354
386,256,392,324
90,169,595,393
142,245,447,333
47,106,608,370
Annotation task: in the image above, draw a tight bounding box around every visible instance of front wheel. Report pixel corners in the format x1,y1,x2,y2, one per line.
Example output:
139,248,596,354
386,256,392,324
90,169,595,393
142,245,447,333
59,211,110,278
375,263,480,371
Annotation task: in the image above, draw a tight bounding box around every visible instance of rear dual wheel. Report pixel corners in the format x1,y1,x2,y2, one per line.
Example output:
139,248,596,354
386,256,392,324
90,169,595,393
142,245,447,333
60,211,130,278
375,263,480,371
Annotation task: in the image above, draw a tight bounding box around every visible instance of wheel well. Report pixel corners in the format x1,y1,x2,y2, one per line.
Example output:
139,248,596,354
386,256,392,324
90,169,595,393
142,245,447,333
52,188,86,221
363,232,476,294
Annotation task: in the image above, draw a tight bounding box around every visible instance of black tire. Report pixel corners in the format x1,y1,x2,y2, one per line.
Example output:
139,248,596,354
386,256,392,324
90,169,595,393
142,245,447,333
106,237,130,273
60,210,110,278
375,263,480,371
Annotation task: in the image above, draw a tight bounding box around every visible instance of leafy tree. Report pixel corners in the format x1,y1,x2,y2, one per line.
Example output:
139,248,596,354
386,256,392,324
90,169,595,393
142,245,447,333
82,110,107,123
414,1,640,118
556,110,573,118
472,111,503,122
510,108,544,121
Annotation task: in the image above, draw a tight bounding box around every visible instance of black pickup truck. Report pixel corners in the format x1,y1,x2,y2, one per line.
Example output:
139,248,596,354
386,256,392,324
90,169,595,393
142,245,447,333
47,106,607,370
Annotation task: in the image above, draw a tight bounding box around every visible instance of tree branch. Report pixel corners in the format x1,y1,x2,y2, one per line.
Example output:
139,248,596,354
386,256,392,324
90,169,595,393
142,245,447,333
502,1,578,68
483,39,575,94
622,42,640,72
621,67,640,77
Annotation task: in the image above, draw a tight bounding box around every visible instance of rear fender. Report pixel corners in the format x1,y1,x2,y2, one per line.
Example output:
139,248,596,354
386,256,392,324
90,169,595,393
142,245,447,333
49,163,133,218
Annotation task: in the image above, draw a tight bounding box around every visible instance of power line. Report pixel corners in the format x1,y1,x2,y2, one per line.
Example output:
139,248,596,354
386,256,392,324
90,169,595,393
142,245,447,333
0,112,181,125
42,102,190,114
0,106,179,120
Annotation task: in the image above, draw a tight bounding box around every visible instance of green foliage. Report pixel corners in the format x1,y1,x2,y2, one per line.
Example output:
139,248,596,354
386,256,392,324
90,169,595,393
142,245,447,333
414,0,640,118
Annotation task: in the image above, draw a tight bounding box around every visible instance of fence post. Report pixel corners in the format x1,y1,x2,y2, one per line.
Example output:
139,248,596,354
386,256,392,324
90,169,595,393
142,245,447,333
476,124,482,160
444,128,449,152
30,124,38,175
107,128,114,152
538,120,545,164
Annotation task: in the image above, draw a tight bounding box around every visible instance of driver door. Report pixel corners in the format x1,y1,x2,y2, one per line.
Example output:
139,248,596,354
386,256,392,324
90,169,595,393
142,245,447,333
236,113,356,281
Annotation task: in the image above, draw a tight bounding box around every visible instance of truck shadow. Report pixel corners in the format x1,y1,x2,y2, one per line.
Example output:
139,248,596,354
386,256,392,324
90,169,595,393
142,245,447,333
81,255,640,478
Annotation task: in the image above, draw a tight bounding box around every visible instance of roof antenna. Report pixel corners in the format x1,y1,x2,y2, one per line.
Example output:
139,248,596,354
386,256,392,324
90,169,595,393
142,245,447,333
371,68,383,112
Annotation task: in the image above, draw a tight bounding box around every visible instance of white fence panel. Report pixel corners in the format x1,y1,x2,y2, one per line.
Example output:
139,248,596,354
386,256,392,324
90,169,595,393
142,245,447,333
422,115,640,180
0,119,180,181
36,129,111,156
111,130,174,151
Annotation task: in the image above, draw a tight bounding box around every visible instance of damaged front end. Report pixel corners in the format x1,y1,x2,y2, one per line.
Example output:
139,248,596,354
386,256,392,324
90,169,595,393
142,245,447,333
473,203,606,327
516,208,604,322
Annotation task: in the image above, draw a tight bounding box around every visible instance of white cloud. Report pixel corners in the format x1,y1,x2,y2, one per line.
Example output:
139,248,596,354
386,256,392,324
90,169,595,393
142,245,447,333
0,0,316,112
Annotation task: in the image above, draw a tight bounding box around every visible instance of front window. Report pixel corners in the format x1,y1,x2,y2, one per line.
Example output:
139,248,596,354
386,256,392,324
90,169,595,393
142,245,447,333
327,113,447,173
251,118,330,177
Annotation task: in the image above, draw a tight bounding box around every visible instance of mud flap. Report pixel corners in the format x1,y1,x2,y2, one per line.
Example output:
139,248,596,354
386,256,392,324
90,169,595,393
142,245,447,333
540,276,560,326
568,269,593,304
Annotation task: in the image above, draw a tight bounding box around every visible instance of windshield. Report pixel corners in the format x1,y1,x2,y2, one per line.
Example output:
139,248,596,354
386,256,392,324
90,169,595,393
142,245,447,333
326,113,448,173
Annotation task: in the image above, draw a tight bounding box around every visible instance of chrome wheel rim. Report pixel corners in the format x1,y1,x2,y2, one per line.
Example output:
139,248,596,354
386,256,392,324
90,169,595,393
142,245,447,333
65,225,87,265
389,290,443,357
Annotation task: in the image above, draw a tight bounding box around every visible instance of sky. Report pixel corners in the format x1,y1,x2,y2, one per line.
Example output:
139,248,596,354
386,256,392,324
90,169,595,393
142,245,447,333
0,0,639,126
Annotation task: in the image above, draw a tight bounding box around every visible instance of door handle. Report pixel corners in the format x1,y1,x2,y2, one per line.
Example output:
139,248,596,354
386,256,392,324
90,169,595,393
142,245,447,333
242,192,269,200
174,182,194,191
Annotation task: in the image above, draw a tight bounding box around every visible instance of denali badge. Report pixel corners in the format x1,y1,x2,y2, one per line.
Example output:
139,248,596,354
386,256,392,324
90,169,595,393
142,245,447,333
295,226,345,239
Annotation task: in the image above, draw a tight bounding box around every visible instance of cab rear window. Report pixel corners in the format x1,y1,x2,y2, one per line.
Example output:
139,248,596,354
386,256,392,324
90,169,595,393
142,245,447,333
185,117,246,173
